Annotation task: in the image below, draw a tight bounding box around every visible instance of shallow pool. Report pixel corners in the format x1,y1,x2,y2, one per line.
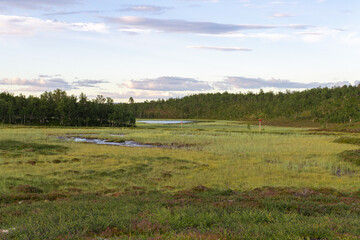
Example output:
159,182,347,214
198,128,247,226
62,137,158,148
137,120,193,124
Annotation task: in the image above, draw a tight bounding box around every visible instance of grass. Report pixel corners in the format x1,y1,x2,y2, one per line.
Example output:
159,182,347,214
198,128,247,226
0,120,359,239
1,188,360,239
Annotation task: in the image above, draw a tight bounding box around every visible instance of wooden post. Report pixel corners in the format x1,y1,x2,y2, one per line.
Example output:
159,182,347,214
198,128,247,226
259,118,262,132
181,121,183,129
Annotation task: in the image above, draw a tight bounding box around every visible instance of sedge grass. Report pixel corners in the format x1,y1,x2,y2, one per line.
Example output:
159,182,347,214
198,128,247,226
1,121,360,239
0,121,358,194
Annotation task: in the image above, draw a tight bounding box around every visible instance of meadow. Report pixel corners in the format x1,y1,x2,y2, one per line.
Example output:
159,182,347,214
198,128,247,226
0,120,359,239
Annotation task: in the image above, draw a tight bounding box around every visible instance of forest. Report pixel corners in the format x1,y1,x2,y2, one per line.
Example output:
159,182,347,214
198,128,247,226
1,85,359,127
0,89,135,127
132,85,360,124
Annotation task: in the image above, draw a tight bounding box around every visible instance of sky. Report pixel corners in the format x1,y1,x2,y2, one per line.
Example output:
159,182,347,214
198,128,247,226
0,0,359,102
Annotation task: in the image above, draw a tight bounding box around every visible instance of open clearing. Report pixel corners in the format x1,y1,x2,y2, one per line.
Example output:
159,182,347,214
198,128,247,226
0,120,359,239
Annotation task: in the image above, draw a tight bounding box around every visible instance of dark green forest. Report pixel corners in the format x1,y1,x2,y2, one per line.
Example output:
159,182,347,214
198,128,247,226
0,89,135,127
132,85,360,124
1,85,359,127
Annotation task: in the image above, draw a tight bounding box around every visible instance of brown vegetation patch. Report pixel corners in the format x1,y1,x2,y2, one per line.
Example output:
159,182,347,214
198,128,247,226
293,188,316,197
246,187,347,199
192,185,210,192
0,193,66,204
123,187,147,196
249,186,294,197
161,171,172,178
111,192,123,197
65,170,80,174
176,230,225,240
26,160,37,165
151,177,162,182
87,227,124,239
332,166,356,177
173,191,198,199
169,142,197,148
128,186,146,191
16,185,43,194
167,198,193,207
264,158,282,164
131,218,169,234
67,188,83,193
71,158,81,163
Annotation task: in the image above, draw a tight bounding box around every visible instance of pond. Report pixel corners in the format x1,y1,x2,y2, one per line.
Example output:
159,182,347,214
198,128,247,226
137,120,194,124
62,137,159,148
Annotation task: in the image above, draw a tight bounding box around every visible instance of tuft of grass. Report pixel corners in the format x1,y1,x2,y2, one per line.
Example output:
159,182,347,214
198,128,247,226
334,137,360,145
0,140,67,157
339,150,360,166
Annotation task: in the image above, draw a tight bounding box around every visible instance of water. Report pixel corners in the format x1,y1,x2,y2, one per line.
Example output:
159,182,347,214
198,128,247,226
64,137,158,148
137,120,193,124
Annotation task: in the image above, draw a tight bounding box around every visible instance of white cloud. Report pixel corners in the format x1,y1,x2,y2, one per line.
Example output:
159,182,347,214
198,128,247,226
122,76,213,91
213,76,351,90
120,5,171,14
0,15,108,37
295,27,343,42
0,77,72,91
0,76,109,92
73,79,108,88
269,13,295,18
105,16,310,35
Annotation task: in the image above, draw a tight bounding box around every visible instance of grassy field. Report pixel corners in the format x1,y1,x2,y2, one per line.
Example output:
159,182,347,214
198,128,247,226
0,120,359,239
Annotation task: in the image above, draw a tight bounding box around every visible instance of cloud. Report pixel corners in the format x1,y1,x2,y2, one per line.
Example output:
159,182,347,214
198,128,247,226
119,5,171,14
187,46,252,51
295,27,344,42
44,10,100,16
0,15,108,36
270,13,295,18
122,76,213,91
0,0,77,9
0,76,109,92
0,77,72,91
213,76,351,90
105,16,310,35
44,5,171,16
73,79,108,88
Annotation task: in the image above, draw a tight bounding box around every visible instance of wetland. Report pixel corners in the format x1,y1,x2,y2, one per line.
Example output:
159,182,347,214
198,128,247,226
1,120,360,239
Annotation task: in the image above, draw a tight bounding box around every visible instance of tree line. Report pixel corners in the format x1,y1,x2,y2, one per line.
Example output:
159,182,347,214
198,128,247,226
131,85,360,124
0,89,135,127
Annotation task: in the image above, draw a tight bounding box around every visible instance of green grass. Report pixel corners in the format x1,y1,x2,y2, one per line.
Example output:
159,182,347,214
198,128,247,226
0,120,359,239
1,188,360,239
